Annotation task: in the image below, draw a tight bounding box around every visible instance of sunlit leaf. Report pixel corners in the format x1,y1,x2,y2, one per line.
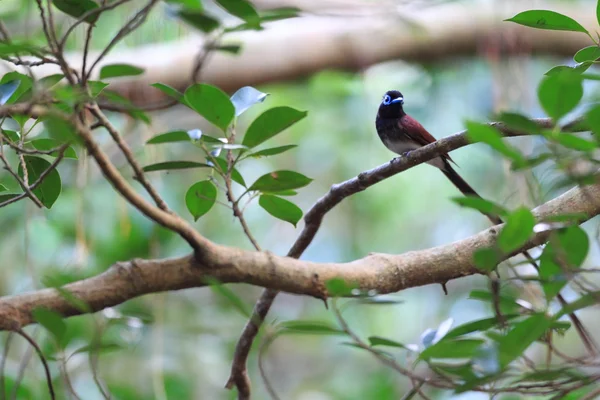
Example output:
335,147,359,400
249,170,312,192
258,194,302,226
243,106,307,148
551,132,597,151
99,63,144,79
505,10,588,33
497,313,552,368
230,86,268,117
143,161,211,172
185,180,217,220
497,207,535,252
18,156,62,208
185,83,235,131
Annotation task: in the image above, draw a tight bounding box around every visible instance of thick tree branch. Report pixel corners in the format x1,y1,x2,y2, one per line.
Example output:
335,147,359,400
0,179,598,331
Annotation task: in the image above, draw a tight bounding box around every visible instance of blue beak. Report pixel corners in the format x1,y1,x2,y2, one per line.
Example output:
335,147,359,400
391,97,404,104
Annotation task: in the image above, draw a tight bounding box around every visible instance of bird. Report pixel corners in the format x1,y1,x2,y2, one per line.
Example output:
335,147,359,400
374,90,600,354
375,89,483,202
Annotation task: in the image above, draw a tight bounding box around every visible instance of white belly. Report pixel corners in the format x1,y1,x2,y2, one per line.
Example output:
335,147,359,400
382,138,446,170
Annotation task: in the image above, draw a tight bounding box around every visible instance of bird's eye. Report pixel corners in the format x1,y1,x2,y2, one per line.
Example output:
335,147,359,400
382,95,391,105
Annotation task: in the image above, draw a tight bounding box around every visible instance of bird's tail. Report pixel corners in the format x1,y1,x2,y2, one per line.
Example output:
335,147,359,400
440,161,598,353
441,163,502,225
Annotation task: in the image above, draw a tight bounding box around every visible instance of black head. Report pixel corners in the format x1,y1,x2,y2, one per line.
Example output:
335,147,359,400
377,90,405,119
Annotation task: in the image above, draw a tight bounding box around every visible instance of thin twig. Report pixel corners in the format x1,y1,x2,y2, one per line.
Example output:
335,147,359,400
14,329,55,400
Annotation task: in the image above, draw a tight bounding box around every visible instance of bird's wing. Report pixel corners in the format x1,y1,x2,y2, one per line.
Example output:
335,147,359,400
399,115,455,164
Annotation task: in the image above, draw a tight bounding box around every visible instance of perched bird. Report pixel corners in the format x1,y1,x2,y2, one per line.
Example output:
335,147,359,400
375,89,481,200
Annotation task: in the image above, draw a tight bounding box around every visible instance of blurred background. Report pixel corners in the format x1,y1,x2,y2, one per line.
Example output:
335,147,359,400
1,0,600,398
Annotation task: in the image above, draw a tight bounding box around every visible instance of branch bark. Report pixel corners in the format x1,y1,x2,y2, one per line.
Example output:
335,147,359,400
0,179,598,331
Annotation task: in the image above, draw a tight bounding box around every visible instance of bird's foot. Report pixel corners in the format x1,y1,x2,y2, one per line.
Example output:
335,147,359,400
392,151,411,163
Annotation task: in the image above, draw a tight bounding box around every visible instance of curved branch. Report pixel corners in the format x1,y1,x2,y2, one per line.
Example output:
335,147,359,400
0,179,598,331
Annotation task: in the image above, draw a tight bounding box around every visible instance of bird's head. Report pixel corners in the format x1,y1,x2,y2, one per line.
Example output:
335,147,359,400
377,90,405,118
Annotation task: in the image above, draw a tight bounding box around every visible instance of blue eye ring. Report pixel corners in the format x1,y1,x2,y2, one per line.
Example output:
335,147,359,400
382,95,391,105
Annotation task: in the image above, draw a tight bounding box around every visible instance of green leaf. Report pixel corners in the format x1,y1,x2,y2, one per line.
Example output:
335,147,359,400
1,129,19,142
185,180,217,220
99,63,144,79
551,132,597,151
538,72,583,120
324,278,358,297
142,161,211,172
539,226,589,301
517,368,585,383
497,207,535,253
88,80,109,97
469,290,524,314
249,145,297,158
556,290,600,318
214,45,242,54
279,320,344,335
258,194,302,226
18,156,62,209
497,313,552,368
586,104,600,136
574,46,600,63
368,336,407,349
511,153,553,171
249,170,312,192
184,84,235,131
210,157,247,187
177,10,220,33
597,0,600,28
546,63,592,76
54,287,91,313
151,83,186,104
243,106,307,148
504,10,588,33
445,315,520,339
451,196,507,217
495,112,541,134
216,0,260,27
70,342,123,357
32,308,66,343
473,248,501,271
31,139,77,159
466,121,524,164
53,0,99,24
0,42,42,57
146,130,191,144
419,339,485,360
0,184,6,192
205,277,251,318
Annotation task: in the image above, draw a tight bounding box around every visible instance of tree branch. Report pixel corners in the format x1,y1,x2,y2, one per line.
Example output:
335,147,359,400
0,179,598,331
